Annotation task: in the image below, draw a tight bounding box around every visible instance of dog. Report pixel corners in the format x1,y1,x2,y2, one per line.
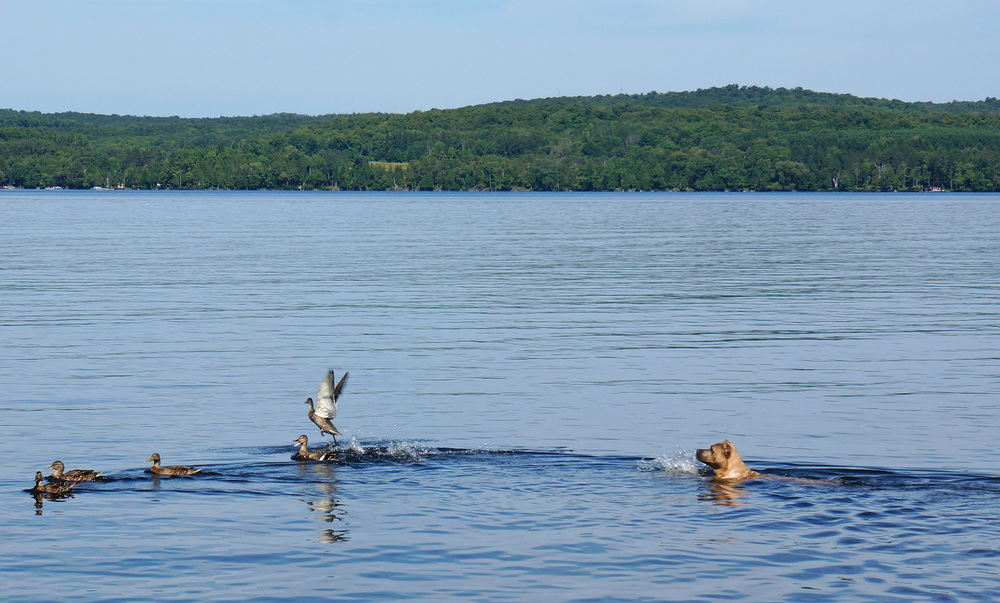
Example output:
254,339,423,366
696,439,761,481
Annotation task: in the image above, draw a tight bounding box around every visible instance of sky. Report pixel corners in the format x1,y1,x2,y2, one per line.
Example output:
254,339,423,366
3,0,999,117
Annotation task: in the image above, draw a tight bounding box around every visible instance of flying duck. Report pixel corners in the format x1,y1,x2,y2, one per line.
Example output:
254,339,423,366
306,369,348,443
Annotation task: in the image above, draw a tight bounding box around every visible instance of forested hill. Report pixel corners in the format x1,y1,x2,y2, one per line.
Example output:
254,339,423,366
3,85,1000,191
487,84,1000,115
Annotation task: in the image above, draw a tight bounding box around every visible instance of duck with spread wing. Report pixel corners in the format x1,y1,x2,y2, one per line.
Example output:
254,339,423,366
305,369,348,444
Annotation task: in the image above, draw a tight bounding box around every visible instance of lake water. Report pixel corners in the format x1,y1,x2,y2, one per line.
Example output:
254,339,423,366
1,190,998,601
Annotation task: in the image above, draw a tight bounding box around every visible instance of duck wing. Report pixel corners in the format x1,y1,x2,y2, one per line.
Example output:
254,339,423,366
314,369,347,419
162,465,201,476
308,449,338,462
62,469,102,482
334,371,348,400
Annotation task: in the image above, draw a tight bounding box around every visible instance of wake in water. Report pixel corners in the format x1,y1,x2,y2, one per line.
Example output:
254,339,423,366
293,438,716,480
288,436,525,464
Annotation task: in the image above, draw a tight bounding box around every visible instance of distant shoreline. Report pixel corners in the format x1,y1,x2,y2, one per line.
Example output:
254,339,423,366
3,86,999,193
2,187,972,195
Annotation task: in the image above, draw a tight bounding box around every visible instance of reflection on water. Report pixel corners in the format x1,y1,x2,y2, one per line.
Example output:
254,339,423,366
29,490,75,515
698,480,749,506
297,461,349,543
146,471,204,491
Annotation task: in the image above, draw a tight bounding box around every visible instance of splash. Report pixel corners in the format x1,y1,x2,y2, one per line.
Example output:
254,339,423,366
344,441,510,463
385,441,431,461
638,449,702,475
338,440,437,462
344,436,367,455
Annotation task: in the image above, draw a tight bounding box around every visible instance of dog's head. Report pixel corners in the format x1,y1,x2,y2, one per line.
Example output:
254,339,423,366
696,440,737,470
696,439,760,481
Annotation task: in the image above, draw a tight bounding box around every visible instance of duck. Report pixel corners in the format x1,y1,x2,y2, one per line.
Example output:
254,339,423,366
30,471,76,495
146,453,201,476
293,435,339,462
305,398,341,442
306,369,348,443
46,460,102,483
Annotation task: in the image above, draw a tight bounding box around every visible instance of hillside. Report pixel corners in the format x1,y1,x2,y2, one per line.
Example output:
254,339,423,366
487,84,1000,115
3,86,999,191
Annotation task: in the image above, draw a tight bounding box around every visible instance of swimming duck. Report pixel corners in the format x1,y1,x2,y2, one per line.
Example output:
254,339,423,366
30,471,76,495
46,460,102,483
146,453,201,476
306,369,348,443
293,435,339,462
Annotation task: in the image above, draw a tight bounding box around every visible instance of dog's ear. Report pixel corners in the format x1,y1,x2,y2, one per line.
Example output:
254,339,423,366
722,440,733,457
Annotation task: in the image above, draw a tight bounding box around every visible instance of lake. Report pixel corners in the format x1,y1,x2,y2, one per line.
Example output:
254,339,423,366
1,190,998,601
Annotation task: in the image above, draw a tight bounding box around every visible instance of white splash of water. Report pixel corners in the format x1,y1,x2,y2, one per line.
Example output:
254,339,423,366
345,435,366,455
638,449,702,475
385,441,430,461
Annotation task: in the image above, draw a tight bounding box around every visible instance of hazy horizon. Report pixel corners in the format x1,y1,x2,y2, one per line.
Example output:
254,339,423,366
2,0,998,118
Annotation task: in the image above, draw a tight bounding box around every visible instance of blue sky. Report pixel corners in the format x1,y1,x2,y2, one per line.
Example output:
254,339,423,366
3,0,999,117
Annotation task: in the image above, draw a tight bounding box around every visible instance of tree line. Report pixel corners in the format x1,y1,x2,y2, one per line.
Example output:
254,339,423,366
3,86,1000,191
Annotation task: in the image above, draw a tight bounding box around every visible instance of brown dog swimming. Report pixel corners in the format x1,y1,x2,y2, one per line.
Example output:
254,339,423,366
696,440,761,481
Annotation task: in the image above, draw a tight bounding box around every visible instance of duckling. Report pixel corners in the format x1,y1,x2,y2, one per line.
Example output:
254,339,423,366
293,435,339,462
146,453,201,476
306,369,348,443
46,460,102,483
30,471,76,495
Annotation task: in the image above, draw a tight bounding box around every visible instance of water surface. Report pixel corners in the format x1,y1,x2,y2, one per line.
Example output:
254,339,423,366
1,191,998,601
